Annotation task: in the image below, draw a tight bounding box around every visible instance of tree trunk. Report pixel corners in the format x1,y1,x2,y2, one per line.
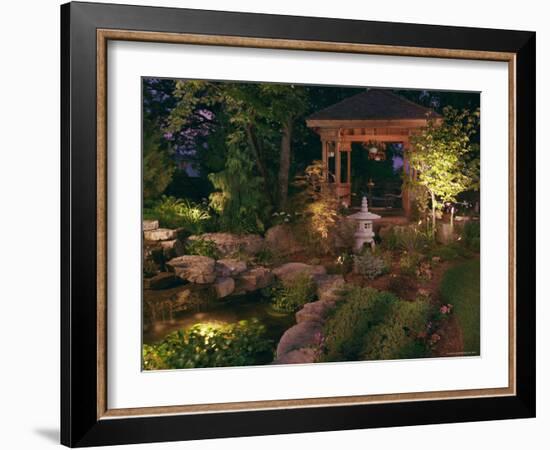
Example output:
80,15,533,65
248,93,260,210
245,124,275,206
450,205,455,231
430,190,437,237
278,118,293,210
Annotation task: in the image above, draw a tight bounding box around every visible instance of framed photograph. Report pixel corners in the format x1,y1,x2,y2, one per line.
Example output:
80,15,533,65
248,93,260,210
61,1,536,447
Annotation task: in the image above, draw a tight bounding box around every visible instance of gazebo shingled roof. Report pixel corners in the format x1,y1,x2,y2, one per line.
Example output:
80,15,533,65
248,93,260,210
305,88,441,214
307,89,440,121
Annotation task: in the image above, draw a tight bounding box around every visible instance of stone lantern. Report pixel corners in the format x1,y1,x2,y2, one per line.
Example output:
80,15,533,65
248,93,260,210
349,196,381,252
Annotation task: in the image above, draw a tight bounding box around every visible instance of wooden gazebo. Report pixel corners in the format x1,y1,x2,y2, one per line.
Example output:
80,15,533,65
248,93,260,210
306,89,440,216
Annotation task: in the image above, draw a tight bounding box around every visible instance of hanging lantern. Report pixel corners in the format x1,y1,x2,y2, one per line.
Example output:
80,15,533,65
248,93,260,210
365,142,386,161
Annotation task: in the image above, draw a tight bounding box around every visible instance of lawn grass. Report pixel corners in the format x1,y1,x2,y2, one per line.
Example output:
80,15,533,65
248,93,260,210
440,259,480,355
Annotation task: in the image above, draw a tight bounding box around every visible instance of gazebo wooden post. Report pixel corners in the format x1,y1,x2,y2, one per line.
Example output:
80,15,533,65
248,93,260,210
402,141,412,217
321,139,328,181
347,146,351,203
335,141,341,188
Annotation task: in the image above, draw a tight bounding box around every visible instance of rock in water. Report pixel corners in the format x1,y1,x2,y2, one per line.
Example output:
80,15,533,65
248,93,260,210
143,272,182,290
213,277,235,299
234,267,274,293
166,255,216,284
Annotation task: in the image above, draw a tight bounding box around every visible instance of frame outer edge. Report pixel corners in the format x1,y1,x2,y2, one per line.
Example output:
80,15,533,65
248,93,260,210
61,2,536,445
60,2,72,446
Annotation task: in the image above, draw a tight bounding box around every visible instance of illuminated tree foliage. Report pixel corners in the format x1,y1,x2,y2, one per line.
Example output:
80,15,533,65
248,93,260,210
409,107,480,233
142,121,175,203
165,81,307,232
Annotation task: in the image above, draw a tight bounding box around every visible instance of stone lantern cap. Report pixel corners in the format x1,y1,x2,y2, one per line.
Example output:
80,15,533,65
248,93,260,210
349,197,381,221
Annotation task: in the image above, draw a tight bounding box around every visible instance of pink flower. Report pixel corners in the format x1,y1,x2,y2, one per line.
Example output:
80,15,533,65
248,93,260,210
440,305,449,314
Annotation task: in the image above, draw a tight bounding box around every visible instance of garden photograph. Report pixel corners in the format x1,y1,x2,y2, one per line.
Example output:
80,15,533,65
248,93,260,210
141,78,481,370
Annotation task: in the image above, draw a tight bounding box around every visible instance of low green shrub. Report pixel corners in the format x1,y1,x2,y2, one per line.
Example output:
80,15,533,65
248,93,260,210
185,238,220,259
321,286,432,361
321,287,432,362
360,298,432,360
270,272,317,313
142,319,272,369
143,196,211,232
353,251,388,279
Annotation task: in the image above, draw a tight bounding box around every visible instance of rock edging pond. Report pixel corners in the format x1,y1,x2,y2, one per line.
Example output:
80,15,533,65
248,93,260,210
274,274,345,364
143,219,347,366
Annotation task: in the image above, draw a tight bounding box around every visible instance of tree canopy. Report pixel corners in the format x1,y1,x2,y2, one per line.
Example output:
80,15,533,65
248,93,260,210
409,106,480,231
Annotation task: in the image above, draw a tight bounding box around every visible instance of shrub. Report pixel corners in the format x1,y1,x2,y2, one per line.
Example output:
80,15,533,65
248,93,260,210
329,251,354,275
291,161,340,255
353,251,388,279
381,224,433,254
321,287,432,362
359,297,432,360
270,272,317,313
144,196,211,232
381,227,401,251
399,252,421,277
142,319,272,370
462,221,480,252
185,238,220,259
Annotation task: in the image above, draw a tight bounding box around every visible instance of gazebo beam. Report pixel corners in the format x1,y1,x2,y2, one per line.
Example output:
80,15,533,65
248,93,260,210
340,135,410,143
306,118,433,129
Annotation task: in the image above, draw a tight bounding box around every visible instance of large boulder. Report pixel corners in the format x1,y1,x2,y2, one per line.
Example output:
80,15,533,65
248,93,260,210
213,277,235,299
143,219,159,231
143,284,216,325
265,224,304,256
272,262,326,285
234,267,274,294
276,321,323,358
313,274,345,302
187,233,264,257
295,300,335,324
143,272,182,290
144,228,178,241
216,259,247,277
166,255,216,284
143,245,164,276
274,348,317,365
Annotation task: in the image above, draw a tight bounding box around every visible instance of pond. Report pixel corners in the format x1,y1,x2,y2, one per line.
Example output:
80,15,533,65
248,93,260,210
142,291,296,357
